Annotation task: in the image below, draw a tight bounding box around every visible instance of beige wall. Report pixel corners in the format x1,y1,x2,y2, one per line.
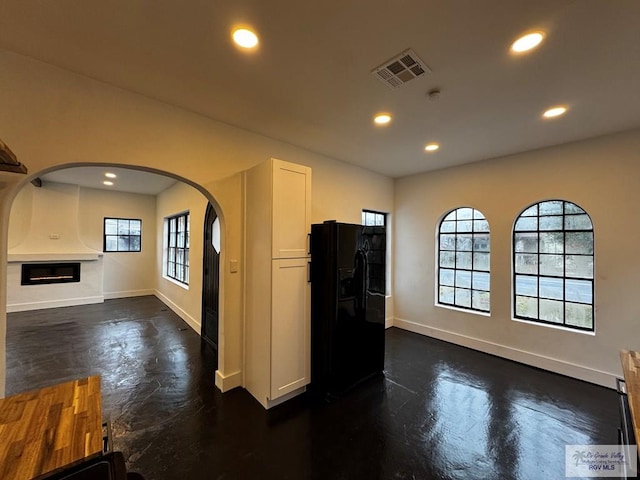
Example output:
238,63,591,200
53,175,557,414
78,187,157,298
7,184,31,250
394,128,640,387
0,50,394,396
8,182,157,299
155,182,208,333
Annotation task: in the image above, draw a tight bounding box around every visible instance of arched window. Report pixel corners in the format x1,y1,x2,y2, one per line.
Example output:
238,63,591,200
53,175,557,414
438,207,490,313
513,200,594,331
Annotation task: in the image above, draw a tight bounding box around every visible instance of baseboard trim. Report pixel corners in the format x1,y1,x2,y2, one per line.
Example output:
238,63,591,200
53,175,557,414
266,387,306,409
215,369,242,393
385,317,393,329
153,290,200,334
393,317,617,388
104,289,155,300
7,296,104,313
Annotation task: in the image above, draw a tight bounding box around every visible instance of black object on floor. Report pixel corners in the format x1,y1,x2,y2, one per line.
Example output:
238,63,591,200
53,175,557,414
310,221,386,399
7,296,619,480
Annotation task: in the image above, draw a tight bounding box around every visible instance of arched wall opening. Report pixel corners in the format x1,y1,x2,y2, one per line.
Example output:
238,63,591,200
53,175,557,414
1,162,239,397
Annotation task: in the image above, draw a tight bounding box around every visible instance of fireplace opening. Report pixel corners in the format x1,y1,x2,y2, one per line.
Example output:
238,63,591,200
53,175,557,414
21,262,81,286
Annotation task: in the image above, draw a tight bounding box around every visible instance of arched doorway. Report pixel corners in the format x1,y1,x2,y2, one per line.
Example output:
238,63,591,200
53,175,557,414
201,202,220,366
3,163,225,389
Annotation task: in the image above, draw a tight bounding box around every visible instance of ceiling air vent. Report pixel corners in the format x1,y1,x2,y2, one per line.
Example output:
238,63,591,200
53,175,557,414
371,49,431,89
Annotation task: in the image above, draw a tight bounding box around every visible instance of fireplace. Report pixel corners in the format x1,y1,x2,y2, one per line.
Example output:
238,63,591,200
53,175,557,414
21,262,81,286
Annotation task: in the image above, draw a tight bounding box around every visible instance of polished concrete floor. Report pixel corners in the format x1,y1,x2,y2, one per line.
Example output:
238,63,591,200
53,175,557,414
7,296,620,480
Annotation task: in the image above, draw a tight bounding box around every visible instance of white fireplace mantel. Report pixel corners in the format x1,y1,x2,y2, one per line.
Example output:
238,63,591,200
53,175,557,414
8,253,103,263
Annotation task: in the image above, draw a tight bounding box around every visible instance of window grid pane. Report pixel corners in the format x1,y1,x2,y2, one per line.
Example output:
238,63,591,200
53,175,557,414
361,210,387,296
166,211,190,285
362,209,386,227
103,217,142,252
512,200,594,331
438,207,490,313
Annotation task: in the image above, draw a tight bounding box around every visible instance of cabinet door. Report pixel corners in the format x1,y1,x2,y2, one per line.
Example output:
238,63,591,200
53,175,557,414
270,258,310,399
272,159,311,259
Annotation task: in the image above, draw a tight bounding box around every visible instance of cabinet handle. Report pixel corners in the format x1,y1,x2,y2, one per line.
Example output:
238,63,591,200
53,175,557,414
307,262,311,283
307,233,311,255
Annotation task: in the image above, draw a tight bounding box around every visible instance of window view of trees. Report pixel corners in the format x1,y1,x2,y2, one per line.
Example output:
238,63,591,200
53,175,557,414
513,200,594,331
438,207,490,313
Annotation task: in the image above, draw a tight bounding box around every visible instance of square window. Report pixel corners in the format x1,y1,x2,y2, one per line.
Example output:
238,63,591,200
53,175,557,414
104,217,141,252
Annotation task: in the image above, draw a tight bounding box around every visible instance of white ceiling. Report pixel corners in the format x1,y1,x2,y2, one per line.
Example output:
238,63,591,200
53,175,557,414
1,1,640,178
41,166,177,195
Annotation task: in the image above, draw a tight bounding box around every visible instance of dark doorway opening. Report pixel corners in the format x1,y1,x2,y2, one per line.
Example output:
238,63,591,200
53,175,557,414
201,203,220,368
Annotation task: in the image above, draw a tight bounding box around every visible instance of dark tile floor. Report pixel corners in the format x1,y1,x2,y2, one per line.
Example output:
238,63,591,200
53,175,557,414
6,296,620,480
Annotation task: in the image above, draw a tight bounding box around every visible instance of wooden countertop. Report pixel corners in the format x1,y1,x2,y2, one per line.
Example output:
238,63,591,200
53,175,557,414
0,376,103,480
620,350,640,444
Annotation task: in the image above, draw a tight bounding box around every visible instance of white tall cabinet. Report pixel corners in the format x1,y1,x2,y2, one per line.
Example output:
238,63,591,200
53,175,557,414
244,158,312,408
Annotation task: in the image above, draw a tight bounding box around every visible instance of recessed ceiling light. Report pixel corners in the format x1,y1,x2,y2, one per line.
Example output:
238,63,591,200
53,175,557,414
104,172,117,179
232,28,259,49
103,181,114,186
374,113,392,125
511,32,545,53
425,143,440,152
542,106,568,118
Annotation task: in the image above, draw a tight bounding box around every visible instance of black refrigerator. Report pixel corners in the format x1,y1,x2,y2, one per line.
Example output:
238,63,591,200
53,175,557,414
309,220,386,399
